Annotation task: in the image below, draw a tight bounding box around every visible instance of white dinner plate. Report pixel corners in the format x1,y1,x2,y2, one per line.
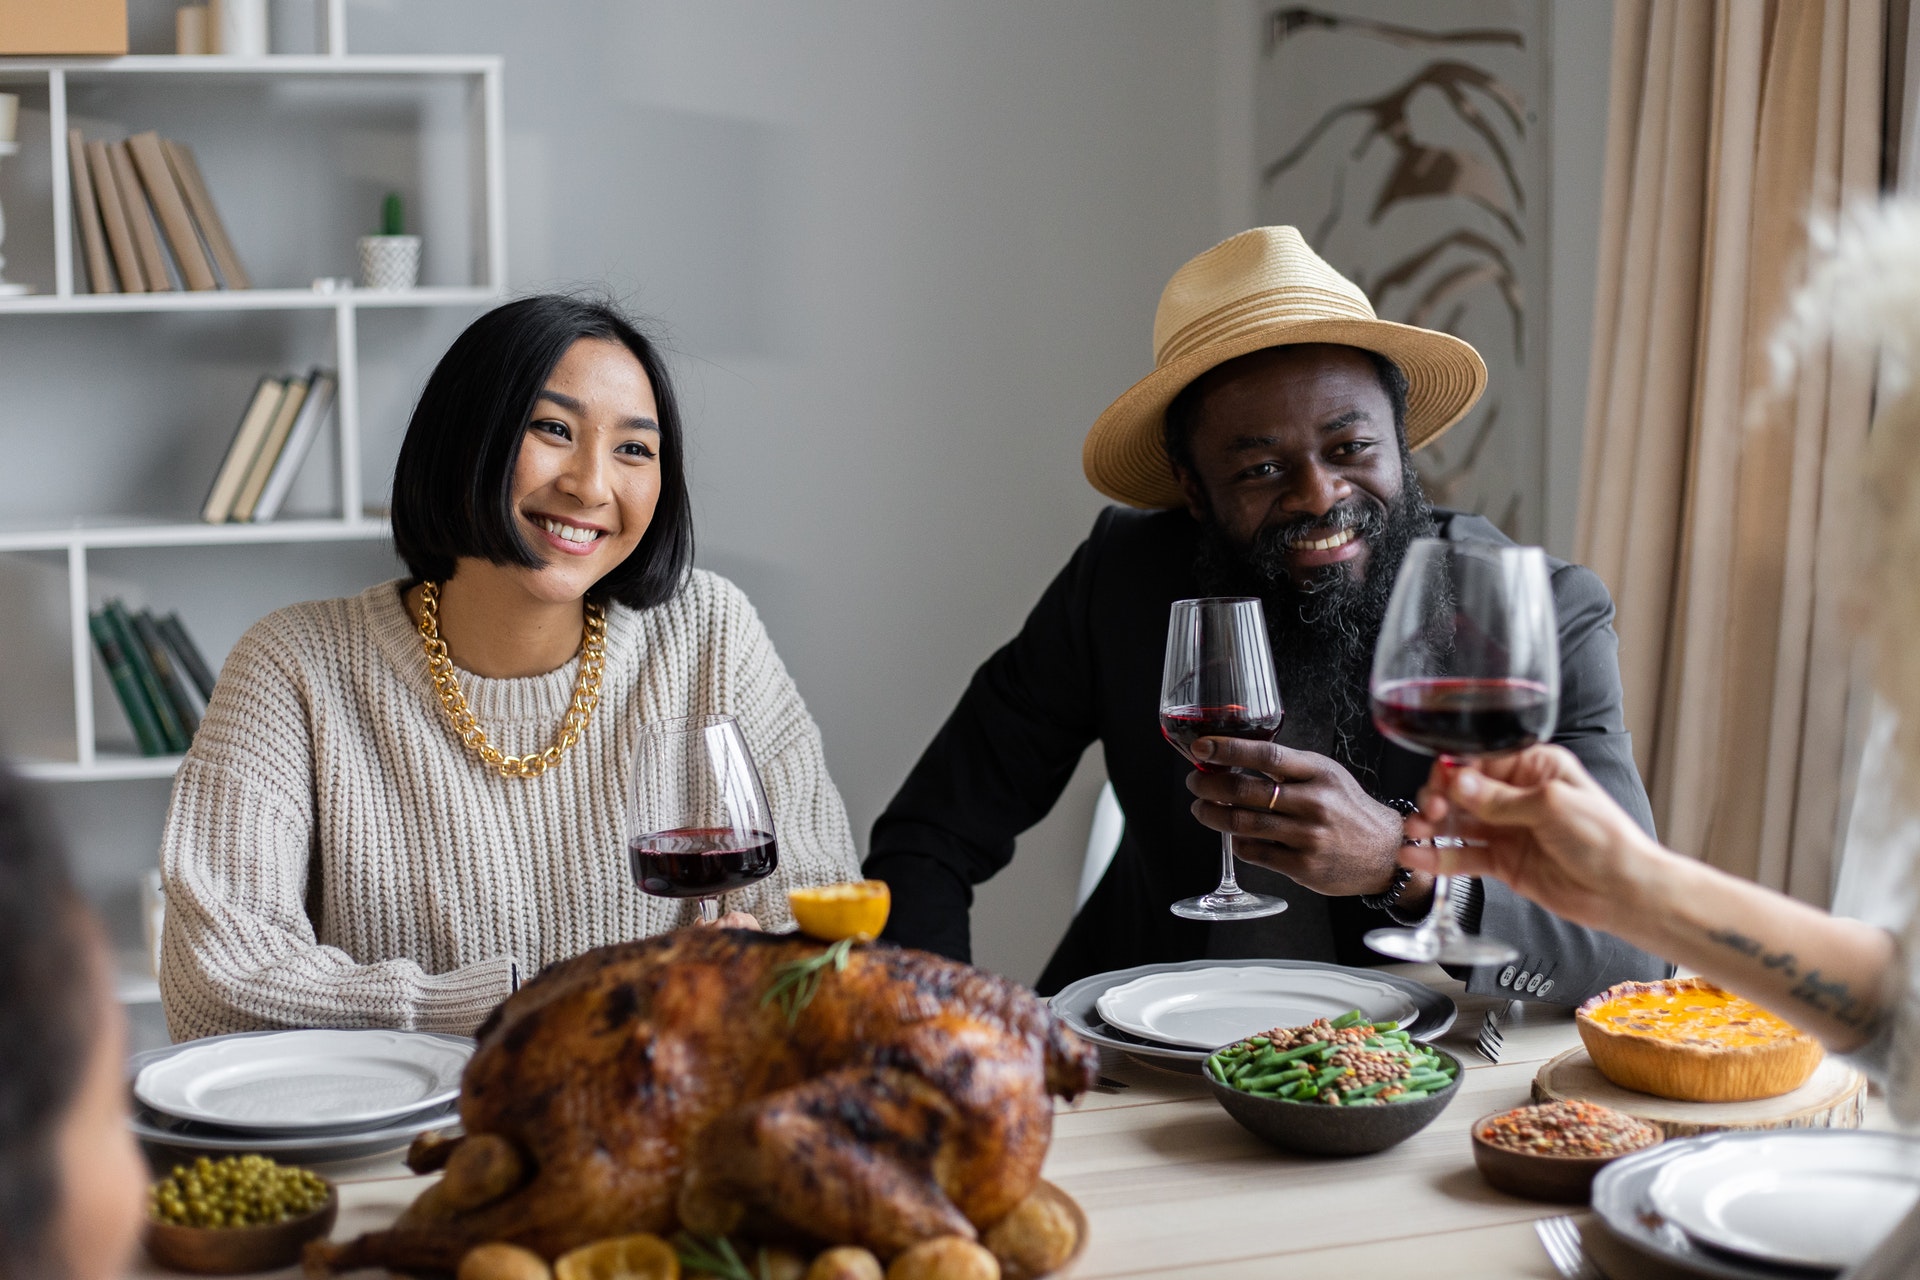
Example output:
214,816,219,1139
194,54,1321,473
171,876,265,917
1648,1131,1920,1271
1094,964,1419,1049
134,1029,472,1133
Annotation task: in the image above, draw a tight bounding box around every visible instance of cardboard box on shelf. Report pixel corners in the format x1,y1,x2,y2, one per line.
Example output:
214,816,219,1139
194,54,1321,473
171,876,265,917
0,0,127,55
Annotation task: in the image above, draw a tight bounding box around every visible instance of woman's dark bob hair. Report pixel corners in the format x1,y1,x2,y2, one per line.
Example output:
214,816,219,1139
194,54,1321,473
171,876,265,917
391,295,693,610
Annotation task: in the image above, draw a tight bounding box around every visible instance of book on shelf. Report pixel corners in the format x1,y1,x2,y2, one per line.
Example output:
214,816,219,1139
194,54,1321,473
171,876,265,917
131,610,204,737
86,139,146,293
66,128,115,294
108,140,174,292
102,600,188,753
128,131,217,292
67,130,252,294
202,376,286,524
230,374,311,522
250,368,336,522
157,613,218,702
88,610,167,756
87,605,220,757
163,140,250,290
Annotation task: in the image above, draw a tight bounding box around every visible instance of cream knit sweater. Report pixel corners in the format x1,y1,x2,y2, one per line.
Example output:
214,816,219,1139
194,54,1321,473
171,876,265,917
159,571,860,1041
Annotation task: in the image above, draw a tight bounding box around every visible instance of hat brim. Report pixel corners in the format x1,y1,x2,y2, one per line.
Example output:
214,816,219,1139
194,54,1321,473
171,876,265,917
1082,318,1489,509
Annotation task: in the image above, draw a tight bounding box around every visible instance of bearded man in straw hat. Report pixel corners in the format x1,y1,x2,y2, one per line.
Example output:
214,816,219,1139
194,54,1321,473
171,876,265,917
864,227,1671,1002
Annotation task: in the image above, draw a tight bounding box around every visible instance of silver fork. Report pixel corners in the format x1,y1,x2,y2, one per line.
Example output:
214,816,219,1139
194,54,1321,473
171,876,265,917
1476,999,1513,1063
1535,1215,1604,1280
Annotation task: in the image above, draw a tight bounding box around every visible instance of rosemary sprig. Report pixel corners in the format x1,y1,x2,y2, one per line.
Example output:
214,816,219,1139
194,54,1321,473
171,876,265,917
760,935,855,1026
672,1233,795,1280
672,1232,754,1280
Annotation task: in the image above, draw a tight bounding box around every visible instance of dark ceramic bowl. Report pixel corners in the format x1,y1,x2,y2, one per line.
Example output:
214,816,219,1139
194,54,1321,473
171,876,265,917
143,1185,337,1275
1470,1109,1663,1204
1204,1047,1463,1156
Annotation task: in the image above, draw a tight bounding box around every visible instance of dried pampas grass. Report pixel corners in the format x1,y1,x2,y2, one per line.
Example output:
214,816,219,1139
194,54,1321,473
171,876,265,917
1770,195,1920,786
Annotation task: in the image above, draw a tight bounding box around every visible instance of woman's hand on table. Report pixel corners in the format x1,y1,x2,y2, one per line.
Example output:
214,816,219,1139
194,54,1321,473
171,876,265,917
1401,745,1666,936
701,911,763,931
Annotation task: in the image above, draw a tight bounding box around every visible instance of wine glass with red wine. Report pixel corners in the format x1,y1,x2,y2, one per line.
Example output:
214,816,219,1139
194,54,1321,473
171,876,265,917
628,714,778,925
1366,539,1559,965
1159,597,1289,922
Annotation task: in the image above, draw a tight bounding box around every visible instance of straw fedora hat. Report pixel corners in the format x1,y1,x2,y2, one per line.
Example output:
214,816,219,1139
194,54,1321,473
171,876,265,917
1083,226,1488,509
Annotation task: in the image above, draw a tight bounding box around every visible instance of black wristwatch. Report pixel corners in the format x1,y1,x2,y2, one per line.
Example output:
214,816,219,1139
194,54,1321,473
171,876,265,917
1361,797,1422,915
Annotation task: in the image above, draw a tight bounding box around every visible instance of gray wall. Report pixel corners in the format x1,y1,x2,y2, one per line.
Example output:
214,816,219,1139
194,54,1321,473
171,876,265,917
53,1,1613,1005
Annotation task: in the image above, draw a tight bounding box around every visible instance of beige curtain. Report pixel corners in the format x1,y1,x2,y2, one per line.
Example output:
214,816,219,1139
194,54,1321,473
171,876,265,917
1578,0,1883,904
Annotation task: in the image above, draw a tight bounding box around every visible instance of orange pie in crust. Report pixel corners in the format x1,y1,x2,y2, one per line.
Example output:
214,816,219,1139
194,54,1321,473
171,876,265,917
1574,977,1824,1103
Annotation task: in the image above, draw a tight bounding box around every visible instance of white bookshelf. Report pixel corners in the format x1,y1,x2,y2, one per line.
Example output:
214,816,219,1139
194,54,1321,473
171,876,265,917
0,32,507,792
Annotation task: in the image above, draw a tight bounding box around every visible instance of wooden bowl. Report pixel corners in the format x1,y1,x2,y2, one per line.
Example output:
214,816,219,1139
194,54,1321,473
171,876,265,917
1469,1111,1662,1204
1204,1047,1463,1157
143,1185,338,1275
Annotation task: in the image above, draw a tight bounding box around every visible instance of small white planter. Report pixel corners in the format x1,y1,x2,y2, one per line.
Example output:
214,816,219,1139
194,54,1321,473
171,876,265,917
358,234,421,290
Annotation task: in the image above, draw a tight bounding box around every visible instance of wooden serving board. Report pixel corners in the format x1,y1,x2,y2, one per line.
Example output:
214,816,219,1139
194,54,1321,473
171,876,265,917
1531,1047,1866,1137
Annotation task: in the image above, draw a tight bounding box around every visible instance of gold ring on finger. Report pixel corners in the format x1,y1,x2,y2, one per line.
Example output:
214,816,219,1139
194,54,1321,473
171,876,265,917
1266,781,1283,811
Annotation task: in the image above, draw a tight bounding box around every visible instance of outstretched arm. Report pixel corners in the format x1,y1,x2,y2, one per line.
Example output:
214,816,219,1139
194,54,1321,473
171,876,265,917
1404,747,1897,1050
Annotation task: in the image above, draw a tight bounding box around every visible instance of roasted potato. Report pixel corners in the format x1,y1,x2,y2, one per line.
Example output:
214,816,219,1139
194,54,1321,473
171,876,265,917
755,1246,807,1280
983,1191,1078,1277
806,1247,884,1280
885,1237,999,1280
458,1241,553,1280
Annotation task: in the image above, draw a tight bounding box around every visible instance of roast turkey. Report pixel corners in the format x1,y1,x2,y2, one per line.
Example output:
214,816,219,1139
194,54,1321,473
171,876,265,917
307,928,1097,1273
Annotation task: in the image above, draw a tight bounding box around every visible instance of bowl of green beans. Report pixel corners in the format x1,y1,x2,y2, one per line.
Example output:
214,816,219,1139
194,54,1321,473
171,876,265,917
1202,1009,1462,1156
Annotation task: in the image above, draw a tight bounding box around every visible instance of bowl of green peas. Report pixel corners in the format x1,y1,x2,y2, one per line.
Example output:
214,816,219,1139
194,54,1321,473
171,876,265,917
143,1154,336,1275
1202,1009,1462,1156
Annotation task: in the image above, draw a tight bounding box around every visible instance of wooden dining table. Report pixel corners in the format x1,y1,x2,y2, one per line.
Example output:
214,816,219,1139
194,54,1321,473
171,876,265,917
128,963,1896,1280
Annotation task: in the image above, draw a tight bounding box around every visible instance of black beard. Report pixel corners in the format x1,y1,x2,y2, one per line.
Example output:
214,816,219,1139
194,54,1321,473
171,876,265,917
1193,469,1433,776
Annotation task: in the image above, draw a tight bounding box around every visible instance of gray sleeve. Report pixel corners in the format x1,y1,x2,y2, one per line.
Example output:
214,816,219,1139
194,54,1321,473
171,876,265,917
1450,561,1674,1005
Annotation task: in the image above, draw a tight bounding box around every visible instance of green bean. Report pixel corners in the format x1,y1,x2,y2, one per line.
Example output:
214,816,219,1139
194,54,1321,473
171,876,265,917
1371,1020,1401,1031
1346,1081,1391,1100
1389,1088,1434,1102
1269,1041,1328,1067
1331,1009,1365,1030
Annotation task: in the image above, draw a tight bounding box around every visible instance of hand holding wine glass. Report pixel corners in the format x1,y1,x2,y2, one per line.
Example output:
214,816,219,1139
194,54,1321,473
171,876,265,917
1158,597,1289,922
628,714,779,925
1366,539,1559,965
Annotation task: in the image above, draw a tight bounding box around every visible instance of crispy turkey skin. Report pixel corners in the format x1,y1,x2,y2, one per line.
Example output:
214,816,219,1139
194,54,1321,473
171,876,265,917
308,929,1097,1273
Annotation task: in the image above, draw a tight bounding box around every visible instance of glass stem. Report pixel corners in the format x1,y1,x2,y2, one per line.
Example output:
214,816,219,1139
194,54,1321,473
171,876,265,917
1423,753,1462,935
700,896,721,925
1216,830,1242,898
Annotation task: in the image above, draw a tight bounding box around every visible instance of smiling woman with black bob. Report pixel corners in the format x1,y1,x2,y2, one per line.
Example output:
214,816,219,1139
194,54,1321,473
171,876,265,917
159,295,861,1040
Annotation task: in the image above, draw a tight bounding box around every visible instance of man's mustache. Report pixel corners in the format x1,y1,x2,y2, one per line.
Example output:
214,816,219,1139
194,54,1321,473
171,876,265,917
1241,499,1387,566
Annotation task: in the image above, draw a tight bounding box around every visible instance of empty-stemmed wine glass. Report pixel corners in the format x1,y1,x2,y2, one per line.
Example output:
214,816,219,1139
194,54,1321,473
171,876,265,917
627,713,779,924
1158,597,1289,922
1366,539,1559,965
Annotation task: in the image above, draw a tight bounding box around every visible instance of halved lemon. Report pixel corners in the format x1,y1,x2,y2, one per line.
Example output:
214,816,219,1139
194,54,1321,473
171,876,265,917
788,880,891,942
552,1234,678,1280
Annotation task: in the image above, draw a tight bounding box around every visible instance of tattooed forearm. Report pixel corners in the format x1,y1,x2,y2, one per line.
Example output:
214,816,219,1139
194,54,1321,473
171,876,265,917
1704,928,1801,977
1787,970,1879,1031
1704,928,1883,1030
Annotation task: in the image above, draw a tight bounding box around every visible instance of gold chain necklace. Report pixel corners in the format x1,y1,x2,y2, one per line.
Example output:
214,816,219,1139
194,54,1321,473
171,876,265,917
417,581,607,779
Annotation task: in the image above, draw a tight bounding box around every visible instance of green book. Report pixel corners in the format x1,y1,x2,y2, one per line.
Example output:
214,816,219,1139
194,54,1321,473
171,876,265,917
133,609,204,739
89,611,167,756
103,600,188,754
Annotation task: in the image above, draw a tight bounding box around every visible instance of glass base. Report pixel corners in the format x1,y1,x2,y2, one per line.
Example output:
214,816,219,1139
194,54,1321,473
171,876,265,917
1170,891,1289,922
1365,924,1518,966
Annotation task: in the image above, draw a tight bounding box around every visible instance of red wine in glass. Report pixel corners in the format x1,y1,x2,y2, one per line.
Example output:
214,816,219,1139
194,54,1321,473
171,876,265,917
628,827,780,898
1370,678,1554,758
1363,540,1559,966
628,714,779,924
1158,597,1289,922
1159,705,1284,771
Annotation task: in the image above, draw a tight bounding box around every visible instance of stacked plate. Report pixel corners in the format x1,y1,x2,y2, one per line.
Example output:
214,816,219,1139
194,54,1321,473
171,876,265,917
1050,957,1456,1070
1590,1130,1920,1277
128,1029,472,1163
